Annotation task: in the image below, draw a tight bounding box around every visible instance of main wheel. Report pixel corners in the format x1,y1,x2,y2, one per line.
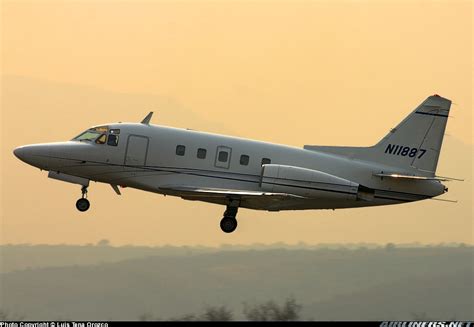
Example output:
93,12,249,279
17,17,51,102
76,198,90,212
220,216,237,233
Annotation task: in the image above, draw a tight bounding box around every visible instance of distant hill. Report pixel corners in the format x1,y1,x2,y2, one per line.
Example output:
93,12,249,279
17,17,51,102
0,244,219,274
0,243,393,274
1,246,472,320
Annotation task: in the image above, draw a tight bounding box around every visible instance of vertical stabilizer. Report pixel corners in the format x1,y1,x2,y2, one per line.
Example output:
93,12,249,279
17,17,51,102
373,95,451,174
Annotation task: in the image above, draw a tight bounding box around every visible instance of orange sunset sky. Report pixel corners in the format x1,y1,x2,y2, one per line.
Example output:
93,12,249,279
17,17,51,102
1,0,472,246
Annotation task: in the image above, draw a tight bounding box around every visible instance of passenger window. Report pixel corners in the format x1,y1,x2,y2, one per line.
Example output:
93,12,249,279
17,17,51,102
197,148,207,159
107,134,119,146
218,151,229,162
95,134,107,144
240,155,249,166
261,158,271,165
176,145,186,156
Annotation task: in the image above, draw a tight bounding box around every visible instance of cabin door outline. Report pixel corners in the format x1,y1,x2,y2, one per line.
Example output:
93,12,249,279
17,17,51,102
124,135,149,167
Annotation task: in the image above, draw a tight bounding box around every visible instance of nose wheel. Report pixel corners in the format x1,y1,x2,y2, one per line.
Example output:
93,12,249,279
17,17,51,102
76,198,90,212
76,186,90,212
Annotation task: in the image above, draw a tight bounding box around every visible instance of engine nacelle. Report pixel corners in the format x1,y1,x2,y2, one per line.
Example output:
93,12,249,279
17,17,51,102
261,164,359,199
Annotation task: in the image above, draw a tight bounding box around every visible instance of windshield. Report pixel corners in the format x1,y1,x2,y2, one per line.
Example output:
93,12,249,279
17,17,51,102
73,126,109,143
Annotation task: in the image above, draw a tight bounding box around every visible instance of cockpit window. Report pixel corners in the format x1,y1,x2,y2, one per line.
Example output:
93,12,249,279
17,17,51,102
106,129,120,146
93,126,109,133
74,130,101,142
73,126,109,143
107,134,119,146
72,126,121,146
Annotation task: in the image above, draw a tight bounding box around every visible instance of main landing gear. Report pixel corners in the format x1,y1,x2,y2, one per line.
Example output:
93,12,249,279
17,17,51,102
76,185,90,212
220,205,238,233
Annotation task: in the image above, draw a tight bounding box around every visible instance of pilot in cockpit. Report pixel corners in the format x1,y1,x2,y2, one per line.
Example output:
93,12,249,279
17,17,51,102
73,126,120,146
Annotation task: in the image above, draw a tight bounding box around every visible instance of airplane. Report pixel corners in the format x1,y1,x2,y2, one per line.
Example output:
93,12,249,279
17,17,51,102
14,94,458,233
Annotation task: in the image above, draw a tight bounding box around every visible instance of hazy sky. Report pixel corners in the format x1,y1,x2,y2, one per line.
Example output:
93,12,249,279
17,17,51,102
1,1,472,246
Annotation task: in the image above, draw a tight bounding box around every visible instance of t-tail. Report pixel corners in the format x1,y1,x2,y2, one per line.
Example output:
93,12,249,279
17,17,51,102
304,95,452,177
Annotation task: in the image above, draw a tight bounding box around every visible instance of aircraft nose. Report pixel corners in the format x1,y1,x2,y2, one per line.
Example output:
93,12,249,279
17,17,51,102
13,144,51,169
13,146,31,162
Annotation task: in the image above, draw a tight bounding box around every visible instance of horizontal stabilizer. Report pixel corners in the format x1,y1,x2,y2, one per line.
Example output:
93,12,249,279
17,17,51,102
373,173,463,182
430,198,458,203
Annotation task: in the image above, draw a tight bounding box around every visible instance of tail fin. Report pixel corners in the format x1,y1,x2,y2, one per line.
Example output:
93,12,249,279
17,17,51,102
304,95,451,176
372,95,451,174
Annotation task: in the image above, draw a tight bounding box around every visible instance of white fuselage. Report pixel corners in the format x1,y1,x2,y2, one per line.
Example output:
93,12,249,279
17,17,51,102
14,123,445,211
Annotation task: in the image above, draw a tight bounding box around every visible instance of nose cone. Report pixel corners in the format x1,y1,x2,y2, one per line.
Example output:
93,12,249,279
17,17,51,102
13,144,51,169
14,145,32,162
13,146,24,160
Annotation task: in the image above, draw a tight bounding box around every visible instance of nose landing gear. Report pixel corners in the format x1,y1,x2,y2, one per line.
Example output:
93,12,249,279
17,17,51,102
76,186,90,212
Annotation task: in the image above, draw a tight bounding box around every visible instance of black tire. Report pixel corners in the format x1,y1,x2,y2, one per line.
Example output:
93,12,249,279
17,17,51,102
220,216,237,233
76,198,90,212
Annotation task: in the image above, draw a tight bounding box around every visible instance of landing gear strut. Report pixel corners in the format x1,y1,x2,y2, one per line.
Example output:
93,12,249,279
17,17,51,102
75,185,90,212
220,205,238,233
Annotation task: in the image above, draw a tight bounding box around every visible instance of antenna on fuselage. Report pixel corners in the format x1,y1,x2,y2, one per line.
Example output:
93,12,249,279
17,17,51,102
141,112,153,125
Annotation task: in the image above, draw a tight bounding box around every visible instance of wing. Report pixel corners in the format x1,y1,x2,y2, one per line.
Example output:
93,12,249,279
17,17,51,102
157,185,306,210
